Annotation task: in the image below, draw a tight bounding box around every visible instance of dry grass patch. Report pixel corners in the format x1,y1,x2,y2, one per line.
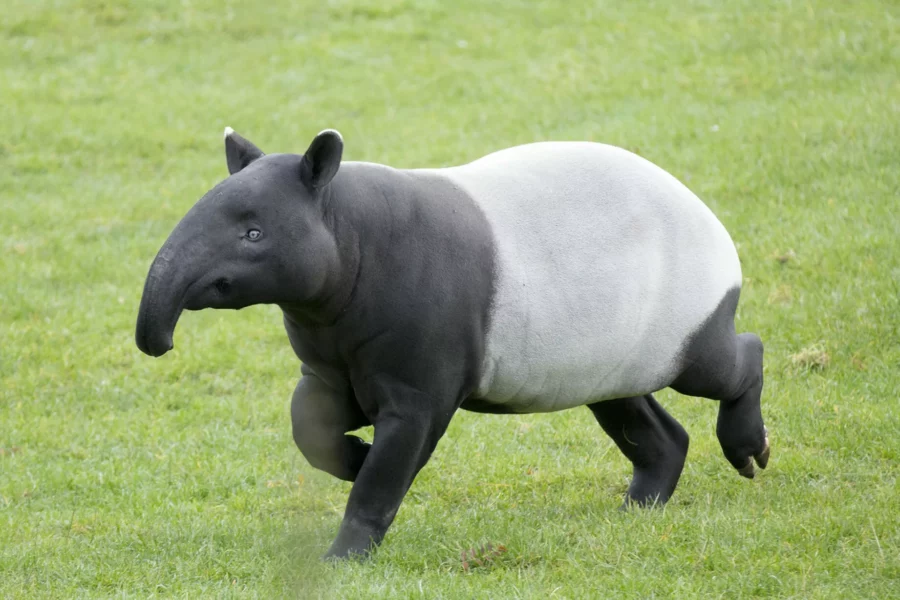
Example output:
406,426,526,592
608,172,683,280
789,344,831,372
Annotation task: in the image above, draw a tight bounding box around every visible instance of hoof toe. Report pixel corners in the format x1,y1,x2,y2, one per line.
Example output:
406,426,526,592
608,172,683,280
754,437,770,469
737,459,756,479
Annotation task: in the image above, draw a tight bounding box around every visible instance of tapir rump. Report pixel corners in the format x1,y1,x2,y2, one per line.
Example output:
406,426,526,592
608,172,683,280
136,128,769,559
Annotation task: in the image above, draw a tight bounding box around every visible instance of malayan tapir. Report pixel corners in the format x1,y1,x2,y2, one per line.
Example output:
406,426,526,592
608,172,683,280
135,127,769,559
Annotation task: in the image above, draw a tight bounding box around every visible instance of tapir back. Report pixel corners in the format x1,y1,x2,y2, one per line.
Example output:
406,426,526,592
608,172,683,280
436,142,742,412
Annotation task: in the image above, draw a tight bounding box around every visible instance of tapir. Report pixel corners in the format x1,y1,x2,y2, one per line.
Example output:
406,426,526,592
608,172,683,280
135,128,769,559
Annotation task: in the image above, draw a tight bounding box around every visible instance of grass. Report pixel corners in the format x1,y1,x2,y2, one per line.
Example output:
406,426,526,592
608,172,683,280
1,0,898,597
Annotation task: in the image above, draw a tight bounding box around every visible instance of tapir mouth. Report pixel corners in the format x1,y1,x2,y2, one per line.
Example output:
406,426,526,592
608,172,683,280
136,330,174,357
135,298,184,357
135,247,194,357
135,321,175,357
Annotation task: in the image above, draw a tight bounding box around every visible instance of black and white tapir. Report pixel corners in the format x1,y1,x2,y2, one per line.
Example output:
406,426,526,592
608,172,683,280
136,128,769,559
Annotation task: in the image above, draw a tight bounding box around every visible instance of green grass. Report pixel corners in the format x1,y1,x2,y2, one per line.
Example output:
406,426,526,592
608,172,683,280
2,0,899,597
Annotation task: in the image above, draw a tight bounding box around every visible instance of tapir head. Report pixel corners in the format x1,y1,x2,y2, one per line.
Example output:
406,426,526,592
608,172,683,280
135,128,344,357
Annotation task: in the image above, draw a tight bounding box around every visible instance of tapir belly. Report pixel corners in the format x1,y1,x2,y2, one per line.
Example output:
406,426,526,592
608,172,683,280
439,142,742,412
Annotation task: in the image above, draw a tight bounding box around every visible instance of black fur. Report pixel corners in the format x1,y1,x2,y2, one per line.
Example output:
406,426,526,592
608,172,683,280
670,287,768,474
281,162,497,557
588,394,690,506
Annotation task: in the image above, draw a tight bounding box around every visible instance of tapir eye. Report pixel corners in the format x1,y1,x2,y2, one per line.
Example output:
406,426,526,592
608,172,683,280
246,229,262,241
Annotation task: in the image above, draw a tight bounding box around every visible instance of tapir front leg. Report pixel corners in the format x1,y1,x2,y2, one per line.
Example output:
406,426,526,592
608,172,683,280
324,375,453,560
291,371,371,482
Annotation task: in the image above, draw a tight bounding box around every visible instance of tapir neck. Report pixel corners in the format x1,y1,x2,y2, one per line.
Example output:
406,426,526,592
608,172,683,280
280,161,421,329
279,183,363,328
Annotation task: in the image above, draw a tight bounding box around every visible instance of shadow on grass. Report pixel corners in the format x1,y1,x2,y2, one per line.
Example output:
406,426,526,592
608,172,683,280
267,517,356,599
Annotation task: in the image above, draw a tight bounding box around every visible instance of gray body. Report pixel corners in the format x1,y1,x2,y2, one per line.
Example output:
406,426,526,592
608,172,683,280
136,129,769,560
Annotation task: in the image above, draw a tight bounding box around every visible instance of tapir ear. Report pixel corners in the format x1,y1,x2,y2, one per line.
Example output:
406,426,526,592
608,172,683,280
224,127,265,175
300,129,343,190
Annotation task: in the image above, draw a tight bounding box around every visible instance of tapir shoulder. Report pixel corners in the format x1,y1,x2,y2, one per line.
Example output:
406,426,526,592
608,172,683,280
293,161,498,401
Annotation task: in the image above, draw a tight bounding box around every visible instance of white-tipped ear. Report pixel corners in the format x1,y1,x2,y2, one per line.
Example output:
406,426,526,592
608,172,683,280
300,129,344,190
317,129,343,145
223,128,265,175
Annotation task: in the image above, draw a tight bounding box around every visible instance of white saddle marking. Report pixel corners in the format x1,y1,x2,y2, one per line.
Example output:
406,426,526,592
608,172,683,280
438,142,741,412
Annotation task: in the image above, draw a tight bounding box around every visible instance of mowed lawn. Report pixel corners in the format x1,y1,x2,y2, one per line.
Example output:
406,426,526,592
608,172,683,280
1,0,898,597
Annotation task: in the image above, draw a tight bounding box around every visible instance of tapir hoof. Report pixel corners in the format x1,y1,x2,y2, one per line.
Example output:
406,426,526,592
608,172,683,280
737,430,770,478
754,433,770,469
737,460,756,479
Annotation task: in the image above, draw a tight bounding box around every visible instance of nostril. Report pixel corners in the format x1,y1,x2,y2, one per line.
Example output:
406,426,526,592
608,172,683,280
214,278,231,295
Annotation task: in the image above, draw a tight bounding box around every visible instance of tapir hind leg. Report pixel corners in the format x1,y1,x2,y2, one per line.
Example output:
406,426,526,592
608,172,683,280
291,372,371,482
669,289,769,478
588,394,690,507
